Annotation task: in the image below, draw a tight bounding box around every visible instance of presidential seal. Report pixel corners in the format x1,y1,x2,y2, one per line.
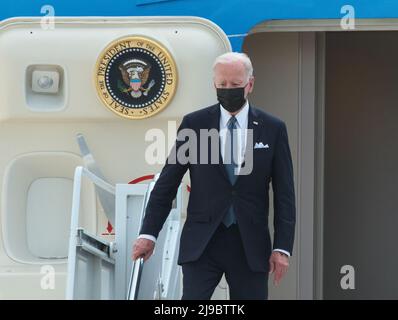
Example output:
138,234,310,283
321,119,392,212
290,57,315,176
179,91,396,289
95,36,177,119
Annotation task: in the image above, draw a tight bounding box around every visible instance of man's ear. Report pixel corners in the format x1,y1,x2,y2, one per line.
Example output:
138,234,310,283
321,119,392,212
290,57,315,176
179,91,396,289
248,77,255,93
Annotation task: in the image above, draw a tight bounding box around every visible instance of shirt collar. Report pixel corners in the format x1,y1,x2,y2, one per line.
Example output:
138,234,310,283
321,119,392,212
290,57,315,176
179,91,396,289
220,100,249,129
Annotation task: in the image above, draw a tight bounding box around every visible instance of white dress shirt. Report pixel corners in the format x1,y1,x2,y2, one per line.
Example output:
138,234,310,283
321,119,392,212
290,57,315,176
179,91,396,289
219,100,249,173
139,101,290,257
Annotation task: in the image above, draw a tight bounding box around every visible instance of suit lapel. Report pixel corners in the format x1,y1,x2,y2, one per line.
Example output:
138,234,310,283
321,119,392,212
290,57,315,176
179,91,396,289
234,105,262,184
245,105,262,162
208,104,230,182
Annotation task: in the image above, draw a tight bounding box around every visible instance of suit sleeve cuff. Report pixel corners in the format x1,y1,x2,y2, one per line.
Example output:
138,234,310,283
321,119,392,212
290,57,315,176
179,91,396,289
138,234,157,243
273,249,291,257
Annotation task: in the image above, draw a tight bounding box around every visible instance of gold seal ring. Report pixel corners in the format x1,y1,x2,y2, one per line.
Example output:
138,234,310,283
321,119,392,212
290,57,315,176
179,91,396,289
94,36,178,120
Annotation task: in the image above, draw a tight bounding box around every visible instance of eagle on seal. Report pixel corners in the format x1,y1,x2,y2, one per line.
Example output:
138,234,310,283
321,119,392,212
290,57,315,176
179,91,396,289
119,59,155,98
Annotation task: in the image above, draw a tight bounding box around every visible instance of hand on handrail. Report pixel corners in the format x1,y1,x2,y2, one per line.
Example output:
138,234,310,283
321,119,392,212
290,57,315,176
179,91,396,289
132,238,155,262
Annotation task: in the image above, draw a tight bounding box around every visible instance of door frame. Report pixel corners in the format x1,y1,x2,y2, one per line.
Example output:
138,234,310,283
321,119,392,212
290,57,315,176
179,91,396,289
248,18,398,300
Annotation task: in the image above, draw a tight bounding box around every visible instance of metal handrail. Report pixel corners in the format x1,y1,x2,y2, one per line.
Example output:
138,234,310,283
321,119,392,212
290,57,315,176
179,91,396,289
66,166,116,299
126,174,159,299
127,257,145,300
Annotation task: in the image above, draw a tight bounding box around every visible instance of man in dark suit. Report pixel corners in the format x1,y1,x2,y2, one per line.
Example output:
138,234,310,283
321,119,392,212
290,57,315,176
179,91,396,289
132,52,296,300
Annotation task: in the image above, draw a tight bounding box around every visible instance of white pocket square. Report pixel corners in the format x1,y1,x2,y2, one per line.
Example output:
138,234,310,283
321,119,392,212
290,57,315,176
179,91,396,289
254,142,269,149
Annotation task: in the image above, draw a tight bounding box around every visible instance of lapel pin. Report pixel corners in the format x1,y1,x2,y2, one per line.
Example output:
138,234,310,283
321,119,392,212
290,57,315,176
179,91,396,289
253,121,258,125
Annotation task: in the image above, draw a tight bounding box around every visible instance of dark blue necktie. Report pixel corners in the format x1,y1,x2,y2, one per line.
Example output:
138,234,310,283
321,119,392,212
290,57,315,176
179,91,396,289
222,116,238,227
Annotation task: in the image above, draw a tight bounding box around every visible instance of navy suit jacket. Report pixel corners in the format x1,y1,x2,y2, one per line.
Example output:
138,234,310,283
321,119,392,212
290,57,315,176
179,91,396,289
140,103,296,272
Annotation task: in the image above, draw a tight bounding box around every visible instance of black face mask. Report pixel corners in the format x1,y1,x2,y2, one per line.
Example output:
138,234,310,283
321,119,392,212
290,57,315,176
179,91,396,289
216,86,247,113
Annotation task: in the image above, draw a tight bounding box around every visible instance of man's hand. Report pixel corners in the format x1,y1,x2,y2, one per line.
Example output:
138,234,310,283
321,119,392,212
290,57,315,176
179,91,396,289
132,238,155,262
269,251,289,286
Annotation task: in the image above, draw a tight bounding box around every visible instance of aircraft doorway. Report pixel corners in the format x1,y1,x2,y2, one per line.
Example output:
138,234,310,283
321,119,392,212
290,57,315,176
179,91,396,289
243,26,398,299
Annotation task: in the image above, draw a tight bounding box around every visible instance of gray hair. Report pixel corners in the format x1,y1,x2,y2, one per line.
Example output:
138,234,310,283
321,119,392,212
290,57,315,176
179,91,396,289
213,52,254,81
